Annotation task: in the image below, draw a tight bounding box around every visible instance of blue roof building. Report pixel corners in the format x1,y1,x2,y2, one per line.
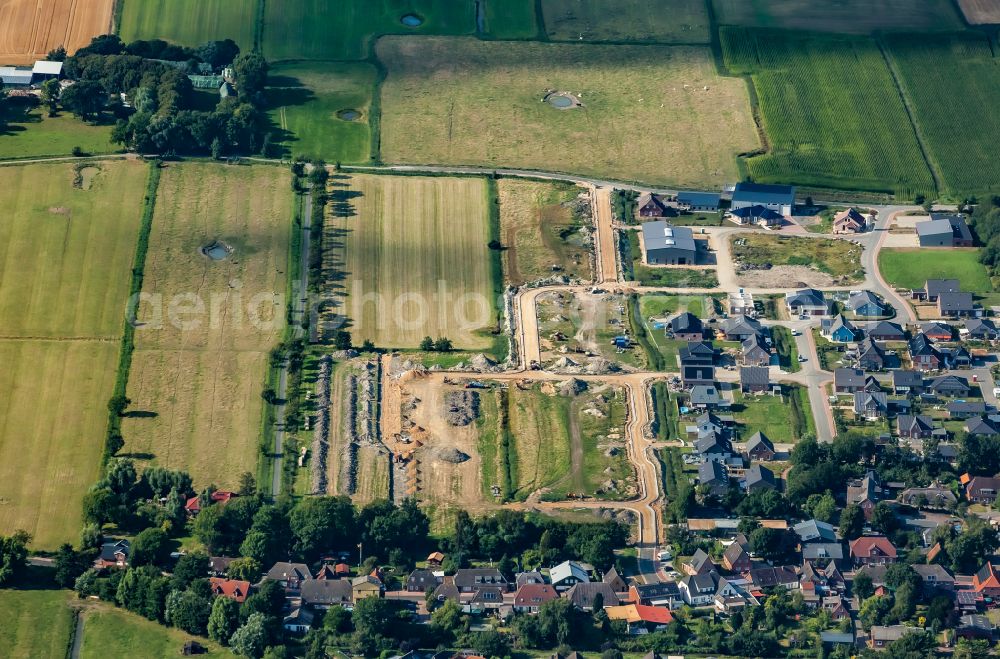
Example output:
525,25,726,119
677,191,721,212
731,182,795,215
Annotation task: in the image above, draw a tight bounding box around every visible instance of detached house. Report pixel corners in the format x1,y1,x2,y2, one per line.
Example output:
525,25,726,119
939,291,977,319
720,315,764,341
965,475,1000,505
965,318,998,341
928,375,970,397
731,182,795,216
856,337,887,371
266,562,312,592
454,568,508,593
97,539,130,569
823,314,858,343
847,471,882,518
513,584,558,613
849,291,887,318
849,536,897,567
786,289,830,316
745,431,775,461
973,562,1000,598
684,549,716,576
869,321,905,341
630,582,683,609
895,415,935,440
832,207,868,234
909,334,943,371
890,370,924,396
300,580,353,609
854,391,888,420
722,542,752,573
834,368,868,394
209,578,251,603
550,560,590,591
741,334,771,367
670,313,704,341
745,464,778,492
679,572,719,606
636,193,675,218
740,366,770,393
921,321,954,341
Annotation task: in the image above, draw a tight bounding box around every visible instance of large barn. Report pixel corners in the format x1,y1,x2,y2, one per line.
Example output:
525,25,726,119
641,221,697,265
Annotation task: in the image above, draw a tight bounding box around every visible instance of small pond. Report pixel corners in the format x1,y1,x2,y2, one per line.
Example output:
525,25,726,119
202,241,232,261
400,13,423,27
337,108,361,121
548,95,574,109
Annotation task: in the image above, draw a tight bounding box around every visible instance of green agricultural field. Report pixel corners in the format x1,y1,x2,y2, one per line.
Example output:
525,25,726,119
0,589,73,658
483,0,540,39
123,163,293,490
263,0,474,61
267,62,377,164
0,161,148,548
378,37,759,188
119,0,257,49
497,178,592,284
878,248,992,293
722,28,934,196
80,604,230,659
712,0,963,34
0,101,114,159
542,0,710,43
327,174,499,350
887,33,1000,196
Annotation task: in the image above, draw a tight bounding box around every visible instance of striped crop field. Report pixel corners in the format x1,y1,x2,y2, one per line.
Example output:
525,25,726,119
722,27,935,196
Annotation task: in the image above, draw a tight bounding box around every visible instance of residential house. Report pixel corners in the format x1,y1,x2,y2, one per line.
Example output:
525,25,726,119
677,191,721,212
966,416,1000,437
642,222,697,265
965,318,998,341
909,334,943,371
636,193,673,218
740,366,771,394
833,208,868,234
283,606,314,635
722,542,752,573
849,536,897,567
743,566,799,591
847,471,883,519
928,375,971,397
786,288,830,316
693,432,731,462
550,560,590,591
895,415,935,440
96,539,130,569
432,577,459,603
943,344,973,369
689,385,727,410
869,626,920,649
603,567,628,593
890,370,924,396
728,204,784,227
849,291,887,318
856,337,887,371
352,575,383,600
564,582,620,611
669,313,704,341
731,182,795,216
698,460,729,497
741,334,771,367
720,315,764,341
956,615,995,642
869,321,906,341
513,584,558,613
947,400,988,419
920,279,961,303
745,431,775,461
682,364,715,388
823,596,851,621
973,562,1000,598
823,314,858,343
515,571,546,589
407,568,441,593
714,576,758,613
684,549,716,576
794,520,837,544
454,568,508,592
630,582,683,609
939,291,977,318
605,604,675,634
965,476,1000,505
469,586,505,611
912,564,955,594
209,578,251,603
802,543,845,563
854,391,888,420
745,464,777,492
300,579,353,609
835,368,868,394
679,341,714,366
208,556,234,577
266,563,312,592
679,572,719,606
921,321,954,341
184,490,237,516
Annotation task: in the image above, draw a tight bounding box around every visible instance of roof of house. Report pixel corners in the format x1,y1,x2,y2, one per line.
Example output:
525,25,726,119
209,577,251,602
966,416,1000,436
352,575,382,589
732,182,795,205
916,218,955,238
834,367,866,389
514,583,558,607
926,279,962,296
745,430,774,453
694,432,729,455
849,291,884,311
786,288,826,308
834,207,867,228
729,204,784,221
99,539,130,562
744,566,798,588
870,321,905,338
642,222,696,253
966,318,997,335
670,312,703,333
742,333,770,356
854,391,888,413
745,463,776,489
891,369,924,387
688,549,715,572
633,581,680,598
677,191,721,206
550,560,590,585
912,564,955,583
605,603,674,625
849,536,897,559
690,385,723,405
698,460,727,485
802,543,845,561
793,519,837,543
939,291,975,312
266,562,312,583
896,415,935,435
929,374,970,391
721,315,763,336
723,541,749,566
454,568,506,589
975,562,1000,590
921,321,953,337
680,341,714,360
564,582,620,609
870,625,920,642
300,579,353,605
947,400,988,415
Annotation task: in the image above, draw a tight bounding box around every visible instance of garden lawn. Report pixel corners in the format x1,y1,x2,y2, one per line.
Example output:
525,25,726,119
721,28,934,196
79,604,230,659
328,174,499,349
263,0,474,61
0,101,114,159
541,0,710,43
878,248,992,292
733,386,812,442
378,37,758,188
119,0,257,49
0,589,73,658
122,163,293,490
267,62,377,164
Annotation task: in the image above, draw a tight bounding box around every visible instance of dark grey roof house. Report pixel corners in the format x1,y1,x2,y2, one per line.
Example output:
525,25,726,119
642,222,697,265
731,182,795,215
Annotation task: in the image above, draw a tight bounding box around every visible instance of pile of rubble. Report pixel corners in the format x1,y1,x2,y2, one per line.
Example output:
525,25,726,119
444,390,480,426
309,356,332,494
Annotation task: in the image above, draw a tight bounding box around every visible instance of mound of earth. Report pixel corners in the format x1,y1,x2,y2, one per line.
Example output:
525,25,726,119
444,390,479,426
437,447,471,464
559,378,588,397
469,353,497,371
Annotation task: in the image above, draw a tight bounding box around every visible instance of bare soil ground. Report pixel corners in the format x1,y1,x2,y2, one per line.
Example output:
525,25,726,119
0,0,114,64
956,0,1000,24
535,291,645,371
734,265,837,289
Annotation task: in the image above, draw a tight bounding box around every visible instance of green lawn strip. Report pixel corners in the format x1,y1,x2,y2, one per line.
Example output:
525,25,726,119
877,248,992,292
482,0,541,39
0,101,115,159
771,326,800,373
651,381,678,440
812,329,846,371
577,388,632,501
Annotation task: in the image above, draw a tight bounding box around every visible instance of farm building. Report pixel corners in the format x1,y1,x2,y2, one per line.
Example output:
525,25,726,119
641,222,697,265
677,191,721,212
728,204,784,226
0,66,33,87
31,60,63,80
917,215,974,247
731,182,795,216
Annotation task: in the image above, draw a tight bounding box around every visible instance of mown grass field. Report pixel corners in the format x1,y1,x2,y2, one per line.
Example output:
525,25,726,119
80,603,230,659
497,179,592,285
263,0,474,61
267,62,377,164
483,0,540,39
0,101,114,159
123,163,292,490
0,589,74,658
732,386,812,442
119,0,257,49
329,174,498,349
712,0,963,34
722,28,934,196
0,161,147,548
541,0,710,43
878,248,992,292
378,37,758,188
731,233,865,282
886,33,1000,197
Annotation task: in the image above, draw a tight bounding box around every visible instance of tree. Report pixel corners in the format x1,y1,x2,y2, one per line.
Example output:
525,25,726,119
289,496,355,563
54,543,91,588
172,553,210,590
748,527,797,564
40,79,61,116
434,337,453,352
890,583,917,623
804,492,838,524
165,588,211,635
130,528,170,568
430,599,465,642
231,51,269,97
0,531,30,586
230,612,268,658
47,45,67,61
954,638,991,659
208,596,240,645
238,472,257,497
334,330,352,350
870,502,898,535
838,503,865,541
853,571,874,601
471,630,510,659
61,80,105,122
107,395,131,417
361,339,376,352
323,605,353,636
420,336,435,351
227,557,262,582
858,595,892,631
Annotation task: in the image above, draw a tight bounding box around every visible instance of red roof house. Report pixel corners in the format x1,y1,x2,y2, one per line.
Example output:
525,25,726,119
513,583,559,613
973,563,1000,598
210,577,251,603
185,491,237,515
849,536,897,567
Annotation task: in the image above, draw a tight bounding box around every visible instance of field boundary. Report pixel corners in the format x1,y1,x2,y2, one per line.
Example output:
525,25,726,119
103,161,161,466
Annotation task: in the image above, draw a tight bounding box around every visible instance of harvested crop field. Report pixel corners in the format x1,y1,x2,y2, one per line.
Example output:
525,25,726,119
118,0,256,49
378,37,758,188
541,0,710,43
324,174,499,349
0,0,114,64
731,234,864,286
123,163,293,490
957,0,1000,24
712,0,963,33
497,179,592,285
